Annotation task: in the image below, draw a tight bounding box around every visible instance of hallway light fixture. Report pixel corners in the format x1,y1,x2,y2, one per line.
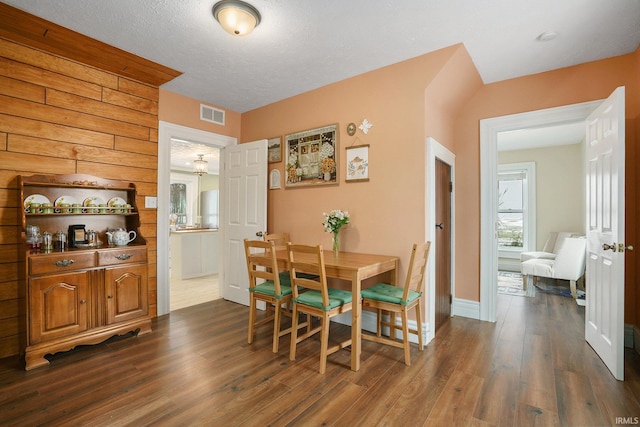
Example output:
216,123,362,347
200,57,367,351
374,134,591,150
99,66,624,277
212,0,261,37
193,154,208,176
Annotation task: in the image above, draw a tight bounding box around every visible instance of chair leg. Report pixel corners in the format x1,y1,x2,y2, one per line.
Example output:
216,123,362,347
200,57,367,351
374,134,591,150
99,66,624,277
272,301,282,353
401,309,411,366
415,301,423,351
525,275,534,290
248,295,257,344
289,304,299,361
376,309,382,337
390,312,398,340
570,280,577,299
319,314,330,374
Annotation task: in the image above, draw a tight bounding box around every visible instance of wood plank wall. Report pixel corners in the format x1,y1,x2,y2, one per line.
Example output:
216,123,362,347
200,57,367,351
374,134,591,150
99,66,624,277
0,38,161,359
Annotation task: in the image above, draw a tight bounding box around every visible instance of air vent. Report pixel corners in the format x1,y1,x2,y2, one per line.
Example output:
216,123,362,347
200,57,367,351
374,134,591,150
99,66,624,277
200,104,225,125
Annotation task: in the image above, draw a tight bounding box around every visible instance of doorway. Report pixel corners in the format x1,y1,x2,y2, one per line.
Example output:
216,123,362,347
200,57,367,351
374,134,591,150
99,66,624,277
435,158,452,330
426,137,455,344
479,101,602,322
157,121,237,316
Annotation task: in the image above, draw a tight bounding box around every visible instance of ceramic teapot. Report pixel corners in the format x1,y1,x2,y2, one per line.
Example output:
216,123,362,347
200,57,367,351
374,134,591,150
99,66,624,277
107,228,136,246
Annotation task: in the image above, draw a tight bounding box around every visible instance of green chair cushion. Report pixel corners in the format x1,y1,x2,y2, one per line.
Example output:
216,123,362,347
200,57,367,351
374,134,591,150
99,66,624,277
250,280,292,299
361,283,421,306
294,288,352,311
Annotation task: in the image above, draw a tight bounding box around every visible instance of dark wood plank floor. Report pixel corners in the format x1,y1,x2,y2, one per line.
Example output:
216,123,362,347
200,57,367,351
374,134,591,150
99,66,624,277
2,289,640,426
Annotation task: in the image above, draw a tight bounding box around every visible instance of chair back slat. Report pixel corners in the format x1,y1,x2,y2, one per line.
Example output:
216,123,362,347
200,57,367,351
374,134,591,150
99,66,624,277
244,239,283,296
287,243,329,307
402,242,431,301
264,232,290,250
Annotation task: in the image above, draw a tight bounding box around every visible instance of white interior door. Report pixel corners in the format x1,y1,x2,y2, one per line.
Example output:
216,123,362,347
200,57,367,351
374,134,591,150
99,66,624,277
222,139,267,305
585,86,626,381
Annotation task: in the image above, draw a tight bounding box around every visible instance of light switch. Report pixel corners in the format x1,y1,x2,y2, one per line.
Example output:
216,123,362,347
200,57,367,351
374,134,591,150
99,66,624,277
145,196,157,208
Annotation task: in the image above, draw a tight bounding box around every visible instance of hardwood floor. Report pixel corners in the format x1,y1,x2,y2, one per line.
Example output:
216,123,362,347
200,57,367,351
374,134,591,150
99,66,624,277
2,291,640,426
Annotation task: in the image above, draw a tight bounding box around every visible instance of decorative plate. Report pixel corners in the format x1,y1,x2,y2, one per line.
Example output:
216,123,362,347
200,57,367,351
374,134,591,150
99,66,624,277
108,196,126,207
54,195,78,206
24,194,50,211
83,196,105,207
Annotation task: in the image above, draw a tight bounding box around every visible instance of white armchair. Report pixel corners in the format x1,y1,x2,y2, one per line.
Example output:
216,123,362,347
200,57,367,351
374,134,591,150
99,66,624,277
520,231,580,262
521,236,587,305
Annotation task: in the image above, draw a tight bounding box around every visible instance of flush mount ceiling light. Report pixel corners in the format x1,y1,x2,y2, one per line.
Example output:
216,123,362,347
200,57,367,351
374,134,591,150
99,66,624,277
193,154,209,176
212,0,261,36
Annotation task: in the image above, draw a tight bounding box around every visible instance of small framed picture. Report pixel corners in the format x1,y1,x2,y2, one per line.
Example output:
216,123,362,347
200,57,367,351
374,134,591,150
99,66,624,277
345,144,369,182
268,136,282,163
269,169,281,189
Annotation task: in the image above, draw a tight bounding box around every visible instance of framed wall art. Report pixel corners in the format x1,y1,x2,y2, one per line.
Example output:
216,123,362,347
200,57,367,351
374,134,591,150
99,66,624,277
285,124,338,187
267,136,282,163
345,144,369,182
269,169,281,189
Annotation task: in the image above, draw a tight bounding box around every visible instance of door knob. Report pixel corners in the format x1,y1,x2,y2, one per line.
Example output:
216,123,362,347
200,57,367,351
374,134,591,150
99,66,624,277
603,243,616,251
436,223,444,230
618,243,634,252
256,231,264,237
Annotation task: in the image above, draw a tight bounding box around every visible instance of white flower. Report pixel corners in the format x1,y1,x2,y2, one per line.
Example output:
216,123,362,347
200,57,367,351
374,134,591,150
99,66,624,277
322,209,350,233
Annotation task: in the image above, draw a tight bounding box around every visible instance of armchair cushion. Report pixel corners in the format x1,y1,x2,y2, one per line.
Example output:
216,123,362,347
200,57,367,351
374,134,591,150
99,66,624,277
521,237,586,281
520,231,582,262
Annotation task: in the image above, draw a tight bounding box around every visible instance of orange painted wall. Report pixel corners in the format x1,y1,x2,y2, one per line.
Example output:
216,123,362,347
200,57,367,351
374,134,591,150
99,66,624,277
158,89,241,138
454,49,640,312
241,44,482,288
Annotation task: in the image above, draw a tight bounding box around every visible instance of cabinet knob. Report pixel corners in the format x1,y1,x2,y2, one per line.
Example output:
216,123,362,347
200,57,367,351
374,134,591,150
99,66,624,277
116,254,133,261
54,259,75,267
80,299,86,304
107,295,113,299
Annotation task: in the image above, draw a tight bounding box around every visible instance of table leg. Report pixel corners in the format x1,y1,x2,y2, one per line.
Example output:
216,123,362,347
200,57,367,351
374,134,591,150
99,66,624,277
351,270,362,371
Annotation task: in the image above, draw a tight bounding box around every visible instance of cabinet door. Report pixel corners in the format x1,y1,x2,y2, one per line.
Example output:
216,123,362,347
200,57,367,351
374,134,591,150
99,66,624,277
105,264,148,324
29,272,90,344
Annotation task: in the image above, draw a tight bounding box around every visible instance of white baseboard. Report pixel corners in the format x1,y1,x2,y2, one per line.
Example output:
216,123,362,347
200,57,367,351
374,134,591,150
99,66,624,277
452,298,480,320
332,310,432,345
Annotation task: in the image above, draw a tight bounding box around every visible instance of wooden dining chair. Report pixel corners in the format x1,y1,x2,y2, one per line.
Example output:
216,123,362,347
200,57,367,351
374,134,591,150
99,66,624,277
287,243,353,374
264,232,290,250
244,238,295,353
361,241,431,365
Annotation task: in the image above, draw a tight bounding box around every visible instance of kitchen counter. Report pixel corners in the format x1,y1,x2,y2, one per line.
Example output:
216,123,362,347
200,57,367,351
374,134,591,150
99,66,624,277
170,229,219,279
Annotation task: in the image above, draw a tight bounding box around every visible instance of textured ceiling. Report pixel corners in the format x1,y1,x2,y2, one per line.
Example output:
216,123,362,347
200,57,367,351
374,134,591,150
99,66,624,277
4,0,640,114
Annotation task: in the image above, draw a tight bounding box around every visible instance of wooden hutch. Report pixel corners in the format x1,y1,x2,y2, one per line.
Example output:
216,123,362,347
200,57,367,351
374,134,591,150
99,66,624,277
19,173,150,370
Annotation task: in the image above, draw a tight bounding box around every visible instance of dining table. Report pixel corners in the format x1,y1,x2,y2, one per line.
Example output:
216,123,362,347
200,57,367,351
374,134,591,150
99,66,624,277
276,248,399,371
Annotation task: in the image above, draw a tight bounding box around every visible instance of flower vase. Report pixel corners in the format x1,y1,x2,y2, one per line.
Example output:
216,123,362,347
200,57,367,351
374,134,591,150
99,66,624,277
324,172,331,181
332,231,340,253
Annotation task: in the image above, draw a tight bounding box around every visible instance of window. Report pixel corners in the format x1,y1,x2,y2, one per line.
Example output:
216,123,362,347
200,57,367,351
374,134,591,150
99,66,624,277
498,162,536,257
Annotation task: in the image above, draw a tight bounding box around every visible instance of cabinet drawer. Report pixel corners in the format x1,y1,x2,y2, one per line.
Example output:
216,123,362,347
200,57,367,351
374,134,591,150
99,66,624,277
98,247,147,266
30,252,96,275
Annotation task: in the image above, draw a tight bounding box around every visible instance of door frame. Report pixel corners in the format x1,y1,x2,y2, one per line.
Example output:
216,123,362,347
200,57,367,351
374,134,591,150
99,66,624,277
157,121,236,316
426,137,455,344
479,101,601,322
